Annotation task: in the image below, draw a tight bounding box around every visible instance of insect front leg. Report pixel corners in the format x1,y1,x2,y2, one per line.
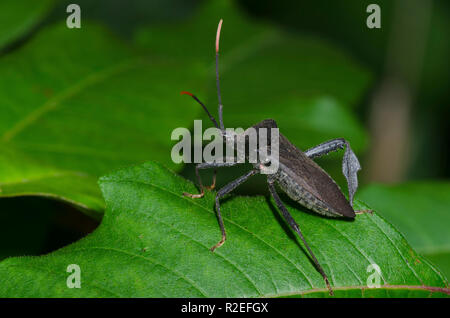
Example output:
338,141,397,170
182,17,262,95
267,179,334,295
304,138,361,207
183,161,240,199
205,169,217,190
211,169,259,252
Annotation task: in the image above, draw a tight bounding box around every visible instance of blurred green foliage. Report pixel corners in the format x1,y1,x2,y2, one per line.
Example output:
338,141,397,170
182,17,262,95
360,182,450,278
0,0,55,51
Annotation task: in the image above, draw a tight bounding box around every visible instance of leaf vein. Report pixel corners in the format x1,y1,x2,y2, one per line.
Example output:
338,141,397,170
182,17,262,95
107,177,316,289
133,208,263,295
2,58,143,141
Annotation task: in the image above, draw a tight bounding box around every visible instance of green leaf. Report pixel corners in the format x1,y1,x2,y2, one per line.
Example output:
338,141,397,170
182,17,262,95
0,23,206,215
0,162,447,297
0,0,55,50
136,0,370,152
359,182,450,280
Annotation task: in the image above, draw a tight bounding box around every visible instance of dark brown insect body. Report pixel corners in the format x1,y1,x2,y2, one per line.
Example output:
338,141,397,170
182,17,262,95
181,19,363,295
251,119,355,219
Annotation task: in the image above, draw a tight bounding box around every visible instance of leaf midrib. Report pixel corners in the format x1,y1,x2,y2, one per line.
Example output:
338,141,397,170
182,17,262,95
1,58,144,142
0,170,92,187
262,284,450,297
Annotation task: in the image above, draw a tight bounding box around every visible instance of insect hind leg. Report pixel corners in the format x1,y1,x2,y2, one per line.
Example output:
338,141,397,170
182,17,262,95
267,180,334,296
304,138,361,207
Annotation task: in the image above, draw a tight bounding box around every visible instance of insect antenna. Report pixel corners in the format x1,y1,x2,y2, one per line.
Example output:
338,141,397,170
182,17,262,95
215,19,225,132
180,19,224,131
180,91,219,129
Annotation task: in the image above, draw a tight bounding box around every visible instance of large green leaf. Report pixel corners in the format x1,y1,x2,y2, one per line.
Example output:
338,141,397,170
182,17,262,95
135,0,370,152
0,0,55,50
359,182,450,279
0,162,447,297
0,23,206,215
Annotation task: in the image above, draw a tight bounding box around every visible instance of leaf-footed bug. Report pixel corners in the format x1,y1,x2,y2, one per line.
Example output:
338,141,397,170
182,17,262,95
181,19,366,296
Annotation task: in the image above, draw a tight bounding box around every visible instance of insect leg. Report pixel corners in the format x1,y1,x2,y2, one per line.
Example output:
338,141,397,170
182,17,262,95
183,161,241,199
304,138,346,158
304,138,361,207
211,169,259,252
268,180,334,296
205,169,217,190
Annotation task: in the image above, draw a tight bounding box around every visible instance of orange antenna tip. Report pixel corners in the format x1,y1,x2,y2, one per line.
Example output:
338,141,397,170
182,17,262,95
216,19,223,53
180,91,193,96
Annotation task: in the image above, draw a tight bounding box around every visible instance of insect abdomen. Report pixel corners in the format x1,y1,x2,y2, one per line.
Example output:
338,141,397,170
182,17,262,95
274,169,339,217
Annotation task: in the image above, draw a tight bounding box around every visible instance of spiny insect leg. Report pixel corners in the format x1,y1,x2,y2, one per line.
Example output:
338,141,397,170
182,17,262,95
304,138,361,207
205,169,217,190
211,169,259,252
268,180,334,296
183,165,206,199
